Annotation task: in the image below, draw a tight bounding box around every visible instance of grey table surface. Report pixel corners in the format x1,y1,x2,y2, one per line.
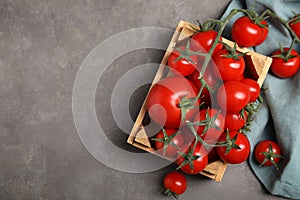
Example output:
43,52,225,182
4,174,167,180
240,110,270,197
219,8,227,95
0,0,287,199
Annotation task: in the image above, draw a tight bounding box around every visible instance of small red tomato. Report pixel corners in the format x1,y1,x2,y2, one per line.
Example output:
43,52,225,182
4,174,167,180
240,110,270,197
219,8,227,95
163,171,187,198
254,140,283,169
217,81,250,113
190,30,223,56
224,110,248,131
213,49,245,81
154,129,184,157
271,48,300,78
231,16,269,47
217,131,250,164
241,78,260,102
168,44,197,76
289,14,300,39
177,143,208,175
193,109,225,142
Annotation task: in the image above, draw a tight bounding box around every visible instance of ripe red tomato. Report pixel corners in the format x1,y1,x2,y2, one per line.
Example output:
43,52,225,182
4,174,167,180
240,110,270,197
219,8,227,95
231,16,269,47
154,129,184,157
270,48,300,78
146,77,199,128
190,30,223,56
168,45,197,76
188,67,218,106
213,49,245,81
217,81,250,113
217,131,250,164
241,78,260,102
177,143,208,175
254,140,283,168
163,171,187,197
224,110,248,131
289,14,300,39
193,109,225,142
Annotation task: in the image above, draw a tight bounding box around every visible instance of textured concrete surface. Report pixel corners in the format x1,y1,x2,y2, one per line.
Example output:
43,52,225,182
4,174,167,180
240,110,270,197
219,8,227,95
0,0,286,199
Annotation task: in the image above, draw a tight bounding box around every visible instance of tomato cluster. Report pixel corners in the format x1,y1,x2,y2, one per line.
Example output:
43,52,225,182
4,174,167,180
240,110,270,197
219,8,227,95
143,11,294,197
146,27,266,180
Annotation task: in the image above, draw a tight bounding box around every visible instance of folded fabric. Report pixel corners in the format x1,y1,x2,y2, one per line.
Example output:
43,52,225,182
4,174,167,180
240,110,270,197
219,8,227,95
221,0,300,199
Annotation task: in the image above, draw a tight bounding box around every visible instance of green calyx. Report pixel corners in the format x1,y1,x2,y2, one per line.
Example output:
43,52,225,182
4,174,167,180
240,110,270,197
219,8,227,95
217,130,241,155
178,94,202,122
245,9,269,29
173,40,200,65
185,109,223,150
189,19,221,32
192,108,222,136
151,128,180,156
272,44,298,62
221,42,247,60
161,188,179,199
260,143,284,170
176,146,200,172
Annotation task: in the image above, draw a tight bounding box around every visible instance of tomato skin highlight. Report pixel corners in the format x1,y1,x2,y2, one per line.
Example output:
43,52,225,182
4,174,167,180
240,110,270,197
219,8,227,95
217,81,250,113
146,77,199,128
254,140,282,167
168,46,197,76
213,49,245,81
163,171,187,195
217,131,250,164
231,16,269,47
154,129,184,157
270,48,300,78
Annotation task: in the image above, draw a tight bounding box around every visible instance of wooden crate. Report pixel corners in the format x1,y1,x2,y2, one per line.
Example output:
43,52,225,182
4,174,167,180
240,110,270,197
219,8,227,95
127,21,272,182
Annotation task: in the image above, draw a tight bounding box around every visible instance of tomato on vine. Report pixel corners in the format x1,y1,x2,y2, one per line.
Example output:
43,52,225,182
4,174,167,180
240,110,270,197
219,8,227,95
231,16,269,47
162,171,187,199
193,109,225,142
176,143,208,175
168,41,198,76
270,47,300,78
212,47,245,81
190,30,223,56
254,140,283,170
217,131,250,164
152,128,184,157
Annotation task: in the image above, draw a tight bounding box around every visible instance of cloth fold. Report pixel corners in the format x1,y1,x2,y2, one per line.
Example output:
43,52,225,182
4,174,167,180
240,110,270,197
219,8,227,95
221,0,300,199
